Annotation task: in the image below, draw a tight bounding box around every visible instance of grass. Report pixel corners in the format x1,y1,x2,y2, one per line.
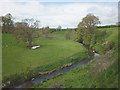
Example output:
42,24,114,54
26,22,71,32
52,31,66,40
2,31,86,83
93,27,118,54
35,51,118,88
2,27,118,88
52,30,76,41
35,27,118,88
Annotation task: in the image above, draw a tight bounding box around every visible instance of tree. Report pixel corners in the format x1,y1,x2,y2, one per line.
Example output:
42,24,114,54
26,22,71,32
1,13,14,33
14,18,40,48
76,13,100,47
14,22,29,42
42,26,50,38
65,30,76,40
65,30,71,40
56,26,62,31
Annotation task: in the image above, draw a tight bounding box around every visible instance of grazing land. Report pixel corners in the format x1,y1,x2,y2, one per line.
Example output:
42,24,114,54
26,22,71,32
2,31,86,83
1,12,118,88
35,27,119,88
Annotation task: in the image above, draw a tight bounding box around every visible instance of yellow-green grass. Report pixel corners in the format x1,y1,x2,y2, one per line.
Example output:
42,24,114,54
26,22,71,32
52,30,66,40
94,27,118,54
35,27,118,88
2,33,86,80
35,51,118,88
97,27,118,42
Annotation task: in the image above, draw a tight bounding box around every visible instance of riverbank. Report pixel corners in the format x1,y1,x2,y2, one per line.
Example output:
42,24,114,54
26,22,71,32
3,51,87,88
3,40,99,88
34,27,118,88
35,49,118,88
2,31,87,87
4,52,99,88
2,26,118,88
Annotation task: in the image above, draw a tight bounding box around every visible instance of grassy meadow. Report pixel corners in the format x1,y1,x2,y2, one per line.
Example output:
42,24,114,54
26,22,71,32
2,30,86,83
1,3,118,88
2,26,118,88
35,27,119,88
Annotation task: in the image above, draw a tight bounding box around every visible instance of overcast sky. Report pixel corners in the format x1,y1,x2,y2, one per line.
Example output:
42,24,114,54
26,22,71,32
0,0,118,28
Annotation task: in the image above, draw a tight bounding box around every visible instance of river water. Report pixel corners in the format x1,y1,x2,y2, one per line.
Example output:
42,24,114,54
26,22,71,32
9,53,100,88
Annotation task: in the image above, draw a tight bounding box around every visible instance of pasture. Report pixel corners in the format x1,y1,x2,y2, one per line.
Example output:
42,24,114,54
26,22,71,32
2,30,86,81
35,27,119,88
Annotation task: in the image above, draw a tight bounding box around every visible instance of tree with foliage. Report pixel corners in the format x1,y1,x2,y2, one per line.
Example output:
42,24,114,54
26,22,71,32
14,18,40,48
1,13,14,33
76,13,100,47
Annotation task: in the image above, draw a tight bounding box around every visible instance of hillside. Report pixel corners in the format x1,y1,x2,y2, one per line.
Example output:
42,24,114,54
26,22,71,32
2,31,86,84
35,27,119,88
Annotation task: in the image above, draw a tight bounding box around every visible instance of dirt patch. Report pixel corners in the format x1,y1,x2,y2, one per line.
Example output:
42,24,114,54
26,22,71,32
102,40,109,45
93,50,115,73
51,83,66,88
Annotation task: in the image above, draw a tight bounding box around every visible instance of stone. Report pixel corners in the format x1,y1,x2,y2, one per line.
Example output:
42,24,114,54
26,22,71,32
39,72,43,75
32,78,35,81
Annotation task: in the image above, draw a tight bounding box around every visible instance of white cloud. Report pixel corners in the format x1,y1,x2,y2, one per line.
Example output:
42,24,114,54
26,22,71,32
0,2,118,28
0,0,119,2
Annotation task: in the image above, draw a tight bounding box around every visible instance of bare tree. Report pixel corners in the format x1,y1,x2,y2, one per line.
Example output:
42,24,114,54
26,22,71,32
14,18,40,48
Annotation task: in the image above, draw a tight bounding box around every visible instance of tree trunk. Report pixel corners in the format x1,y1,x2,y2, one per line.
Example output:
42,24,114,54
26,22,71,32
28,40,32,49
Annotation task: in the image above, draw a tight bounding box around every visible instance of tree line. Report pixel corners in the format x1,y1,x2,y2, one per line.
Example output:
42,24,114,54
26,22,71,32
0,13,54,48
0,13,65,48
0,13,41,48
1,13,115,49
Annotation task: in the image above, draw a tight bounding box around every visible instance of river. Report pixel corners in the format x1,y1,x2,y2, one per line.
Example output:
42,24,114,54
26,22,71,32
8,53,99,88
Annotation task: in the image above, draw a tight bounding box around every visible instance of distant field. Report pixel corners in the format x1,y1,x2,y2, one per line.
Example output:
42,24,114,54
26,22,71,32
2,31,86,79
52,31,66,40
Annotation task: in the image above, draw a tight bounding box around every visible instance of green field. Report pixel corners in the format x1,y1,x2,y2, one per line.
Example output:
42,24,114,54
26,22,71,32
35,27,119,88
1,6,119,88
2,31,86,82
2,27,118,88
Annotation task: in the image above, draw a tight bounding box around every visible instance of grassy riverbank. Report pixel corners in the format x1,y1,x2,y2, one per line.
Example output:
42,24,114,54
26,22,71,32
94,27,118,54
2,31,86,84
35,27,118,88
35,51,118,88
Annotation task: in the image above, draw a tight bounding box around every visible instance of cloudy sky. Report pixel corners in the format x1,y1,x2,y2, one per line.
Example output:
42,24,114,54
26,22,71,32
0,0,118,28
